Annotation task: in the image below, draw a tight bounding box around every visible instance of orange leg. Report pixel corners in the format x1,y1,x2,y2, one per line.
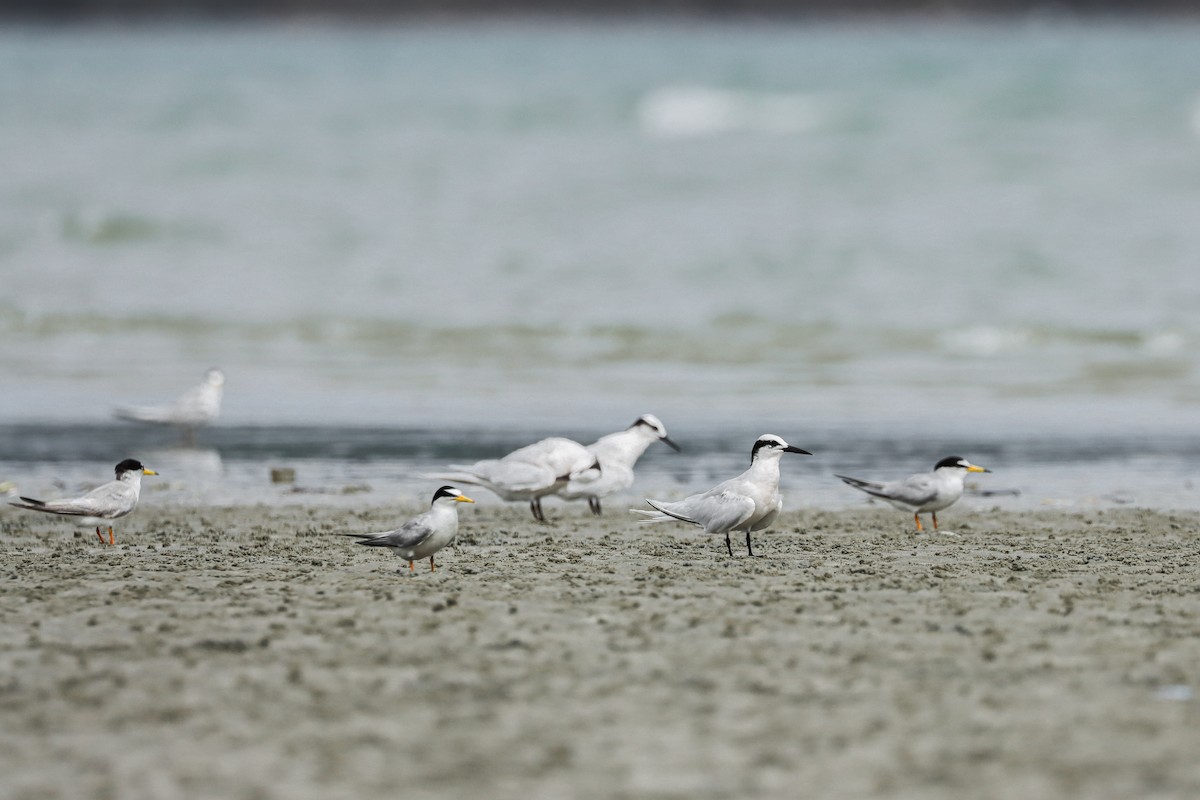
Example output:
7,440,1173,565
408,560,415,572
932,513,939,530
429,557,436,573
913,513,924,532
108,526,115,546
95,526,105,544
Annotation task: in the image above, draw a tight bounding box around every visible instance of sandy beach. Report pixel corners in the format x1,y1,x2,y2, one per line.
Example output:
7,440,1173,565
3,502,1200,800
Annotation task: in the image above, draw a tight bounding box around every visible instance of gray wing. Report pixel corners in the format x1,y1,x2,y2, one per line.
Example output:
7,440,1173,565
879,473,938,507
437,459,555,493
479,460,558,492
357,515,436,550
647,490,756,533
507,438,591,475
76,480,138,516
11,480,131,517
838,473,935,507
696,491,758,532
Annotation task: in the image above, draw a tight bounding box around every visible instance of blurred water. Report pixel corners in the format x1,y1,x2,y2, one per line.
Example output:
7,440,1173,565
0,422,1196,513
1,20,1198,508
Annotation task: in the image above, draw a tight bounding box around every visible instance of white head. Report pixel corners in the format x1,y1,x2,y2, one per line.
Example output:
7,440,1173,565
933,456,990,474
631,414,680,451
750,434,812,463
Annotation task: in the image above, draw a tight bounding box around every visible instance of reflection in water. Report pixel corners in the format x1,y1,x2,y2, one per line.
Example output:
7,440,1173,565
142,446,224,478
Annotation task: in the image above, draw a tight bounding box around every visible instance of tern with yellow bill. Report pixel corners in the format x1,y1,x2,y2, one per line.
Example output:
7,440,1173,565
836,456,991,532
9,459,158,545
343,485,475,573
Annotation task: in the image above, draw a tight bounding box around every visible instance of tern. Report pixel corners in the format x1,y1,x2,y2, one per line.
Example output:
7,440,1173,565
343,485,474,572
835,456,991,532
634,434,811,557
114,367,224,443
429,437,600,521
9,459,158,545
557,414,680,516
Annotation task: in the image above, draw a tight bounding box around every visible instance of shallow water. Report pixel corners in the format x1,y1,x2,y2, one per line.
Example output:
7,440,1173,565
2,20,1198,507
1,421,1196,513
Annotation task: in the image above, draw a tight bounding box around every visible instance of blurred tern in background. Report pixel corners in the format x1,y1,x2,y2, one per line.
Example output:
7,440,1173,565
428,437,601,522
557,414,680,516
114,367,224,444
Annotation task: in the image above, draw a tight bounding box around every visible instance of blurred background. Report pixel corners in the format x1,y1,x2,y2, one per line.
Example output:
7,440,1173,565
1,2,1198,508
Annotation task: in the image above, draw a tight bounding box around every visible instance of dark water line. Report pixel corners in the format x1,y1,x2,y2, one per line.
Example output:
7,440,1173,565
2,422,1197,468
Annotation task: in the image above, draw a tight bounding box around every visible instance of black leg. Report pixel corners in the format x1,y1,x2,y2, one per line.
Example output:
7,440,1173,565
745,531,755,557
725,533,733,557
588,496,602,516
530,498,545,522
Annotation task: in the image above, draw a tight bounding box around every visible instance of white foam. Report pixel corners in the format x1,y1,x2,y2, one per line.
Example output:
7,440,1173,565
636,86,823,138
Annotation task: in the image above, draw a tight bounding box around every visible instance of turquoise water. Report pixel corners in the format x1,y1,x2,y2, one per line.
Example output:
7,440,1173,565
2,20,1198,508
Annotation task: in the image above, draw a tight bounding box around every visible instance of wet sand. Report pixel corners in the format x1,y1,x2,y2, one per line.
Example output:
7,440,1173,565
3,502,1200,800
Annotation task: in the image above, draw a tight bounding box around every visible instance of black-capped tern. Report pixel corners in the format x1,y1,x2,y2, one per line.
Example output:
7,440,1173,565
835,456,991,532
634,434,811,557
343,485,475,573
9,459,158,545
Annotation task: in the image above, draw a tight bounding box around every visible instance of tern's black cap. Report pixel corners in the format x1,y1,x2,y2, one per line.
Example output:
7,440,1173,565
115,459,145,476
934,456,967,470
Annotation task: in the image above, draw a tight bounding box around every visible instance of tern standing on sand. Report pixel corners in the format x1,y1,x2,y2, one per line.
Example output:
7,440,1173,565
343,485,475,573
836,456,991,532
9,459,158,545
634,434,811,557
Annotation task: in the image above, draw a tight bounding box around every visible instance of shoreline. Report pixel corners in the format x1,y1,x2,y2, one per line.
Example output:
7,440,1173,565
3,505,1200,799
